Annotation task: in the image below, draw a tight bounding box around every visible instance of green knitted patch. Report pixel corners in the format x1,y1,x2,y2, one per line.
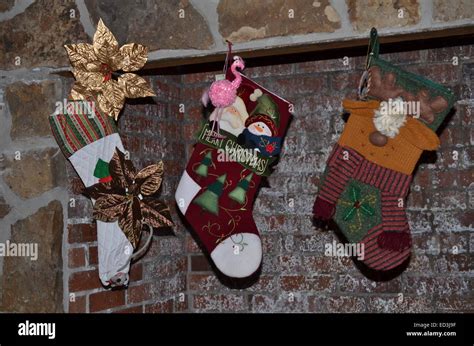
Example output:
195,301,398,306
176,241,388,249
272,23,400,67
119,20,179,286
335,179,381,243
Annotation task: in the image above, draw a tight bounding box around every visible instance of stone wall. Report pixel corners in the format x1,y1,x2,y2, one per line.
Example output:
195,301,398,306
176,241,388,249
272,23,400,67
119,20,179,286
0,0,472,69
0,72,69,313
0,0,472,313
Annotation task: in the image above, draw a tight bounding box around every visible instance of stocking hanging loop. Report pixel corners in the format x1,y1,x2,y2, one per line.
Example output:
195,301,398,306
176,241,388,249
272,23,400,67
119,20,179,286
357,70,369,100
131,223,154,262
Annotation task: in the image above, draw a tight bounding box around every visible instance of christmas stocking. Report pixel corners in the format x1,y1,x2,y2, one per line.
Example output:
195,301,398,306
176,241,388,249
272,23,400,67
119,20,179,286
315,100,437,270
50,100,133,286
176,73,292,278
50,18,173,286
314,29,454,272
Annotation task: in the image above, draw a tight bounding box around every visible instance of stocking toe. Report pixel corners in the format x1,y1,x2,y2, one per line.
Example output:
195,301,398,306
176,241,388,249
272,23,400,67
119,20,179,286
210,233,262,278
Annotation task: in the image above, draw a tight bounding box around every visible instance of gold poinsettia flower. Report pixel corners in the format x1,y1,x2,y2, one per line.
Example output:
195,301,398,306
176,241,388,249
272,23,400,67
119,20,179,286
64,18,155,120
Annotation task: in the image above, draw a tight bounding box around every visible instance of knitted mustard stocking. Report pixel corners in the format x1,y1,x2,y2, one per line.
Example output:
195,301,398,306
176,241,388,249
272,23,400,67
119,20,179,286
314,99,440,271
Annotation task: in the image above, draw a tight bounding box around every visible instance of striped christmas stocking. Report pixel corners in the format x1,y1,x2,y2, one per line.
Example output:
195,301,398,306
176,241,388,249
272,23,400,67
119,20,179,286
314,99,440,271
50,100,133,286
50,17,174,287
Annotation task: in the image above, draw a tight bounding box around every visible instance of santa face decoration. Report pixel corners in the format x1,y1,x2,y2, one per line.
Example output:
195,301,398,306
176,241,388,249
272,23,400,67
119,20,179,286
209,96,249,137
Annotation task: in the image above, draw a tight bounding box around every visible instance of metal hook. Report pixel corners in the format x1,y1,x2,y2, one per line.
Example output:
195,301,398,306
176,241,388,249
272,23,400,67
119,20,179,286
365,27,378,70
223,40,233,74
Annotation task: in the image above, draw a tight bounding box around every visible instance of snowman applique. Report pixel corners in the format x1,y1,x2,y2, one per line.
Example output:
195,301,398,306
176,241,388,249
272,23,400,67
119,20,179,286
237,93,282,158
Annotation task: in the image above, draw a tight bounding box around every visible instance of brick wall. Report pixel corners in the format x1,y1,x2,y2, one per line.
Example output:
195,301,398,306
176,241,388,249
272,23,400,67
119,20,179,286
65,44,473,313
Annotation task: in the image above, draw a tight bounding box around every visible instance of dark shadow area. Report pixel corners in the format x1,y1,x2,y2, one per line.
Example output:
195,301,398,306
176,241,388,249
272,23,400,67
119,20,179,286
353,254,411,281
341,111,351,123
151,226,175,237
436,106,458,136
125,96,157,106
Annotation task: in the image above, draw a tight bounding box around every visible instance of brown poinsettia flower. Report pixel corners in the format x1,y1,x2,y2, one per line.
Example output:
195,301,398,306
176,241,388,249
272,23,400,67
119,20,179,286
85,148,173,248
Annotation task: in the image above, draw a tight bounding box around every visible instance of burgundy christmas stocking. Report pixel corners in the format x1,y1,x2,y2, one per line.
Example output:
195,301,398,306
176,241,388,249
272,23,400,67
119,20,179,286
176,73,291,278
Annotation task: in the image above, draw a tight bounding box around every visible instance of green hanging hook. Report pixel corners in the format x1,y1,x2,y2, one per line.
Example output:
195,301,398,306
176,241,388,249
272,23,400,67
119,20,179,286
366,27,380,69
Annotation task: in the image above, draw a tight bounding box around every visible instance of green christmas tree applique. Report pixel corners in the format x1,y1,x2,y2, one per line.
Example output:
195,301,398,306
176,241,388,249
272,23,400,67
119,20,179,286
228,173,253,205
195,152,212,178
193,174,227,215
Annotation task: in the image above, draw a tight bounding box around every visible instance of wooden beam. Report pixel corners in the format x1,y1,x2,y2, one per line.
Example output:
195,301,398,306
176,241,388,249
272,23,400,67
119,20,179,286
142,26,474,70
51,25,474,77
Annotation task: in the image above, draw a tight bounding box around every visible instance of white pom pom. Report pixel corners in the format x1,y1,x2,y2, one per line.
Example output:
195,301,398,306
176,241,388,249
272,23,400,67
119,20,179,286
373,98,407,138
249,88,263,102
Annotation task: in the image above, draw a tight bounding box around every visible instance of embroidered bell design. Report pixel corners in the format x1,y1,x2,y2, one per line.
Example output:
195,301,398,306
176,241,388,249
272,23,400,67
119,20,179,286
228,173,253,205
193,174,226,215
195,152,212,178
